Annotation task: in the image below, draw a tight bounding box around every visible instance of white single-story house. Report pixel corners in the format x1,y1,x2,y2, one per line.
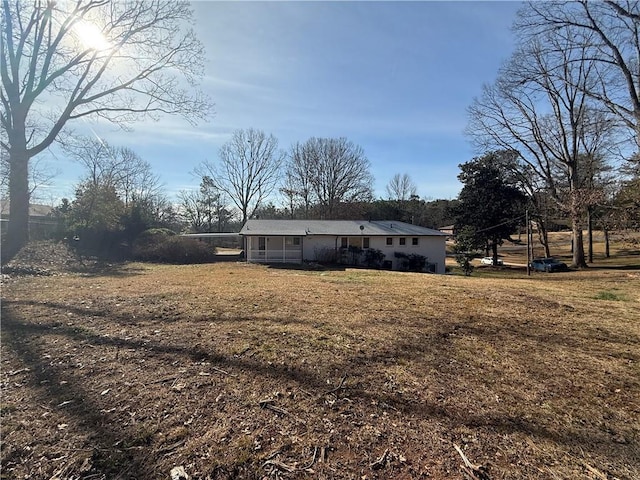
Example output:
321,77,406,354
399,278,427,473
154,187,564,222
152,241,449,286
239,219,448,273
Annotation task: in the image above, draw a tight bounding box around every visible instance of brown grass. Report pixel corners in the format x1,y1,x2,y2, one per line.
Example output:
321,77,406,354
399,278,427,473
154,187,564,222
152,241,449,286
2,248,640,479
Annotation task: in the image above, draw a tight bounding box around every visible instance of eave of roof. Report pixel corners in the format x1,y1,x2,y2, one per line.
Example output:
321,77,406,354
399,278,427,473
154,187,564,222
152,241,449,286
240,220,447,237
181,233,241,237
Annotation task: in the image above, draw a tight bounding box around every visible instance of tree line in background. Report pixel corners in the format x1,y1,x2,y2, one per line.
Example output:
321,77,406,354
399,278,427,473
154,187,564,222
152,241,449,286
35,122,637,265
37,128,461,259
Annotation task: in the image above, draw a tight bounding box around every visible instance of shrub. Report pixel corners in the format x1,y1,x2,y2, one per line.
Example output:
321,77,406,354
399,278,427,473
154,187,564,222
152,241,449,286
67,228,129,260
452,226,479,276
394,252,427,272
347,245,363,265
133,235,216,264
134,228,176,246
364,248,385,268
314,247,338,264
454,252,474,276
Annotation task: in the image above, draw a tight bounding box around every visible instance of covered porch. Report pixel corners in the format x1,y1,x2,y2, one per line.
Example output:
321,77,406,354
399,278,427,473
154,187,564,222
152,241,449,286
244,235,303,264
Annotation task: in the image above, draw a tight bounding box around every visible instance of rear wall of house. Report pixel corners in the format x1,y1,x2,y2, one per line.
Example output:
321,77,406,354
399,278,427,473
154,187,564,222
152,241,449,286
304,235,446,273
303,236,339,264
370,236,445,273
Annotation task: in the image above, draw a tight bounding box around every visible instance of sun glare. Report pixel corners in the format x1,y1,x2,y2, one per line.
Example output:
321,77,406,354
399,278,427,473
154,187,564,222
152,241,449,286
73,20,112,51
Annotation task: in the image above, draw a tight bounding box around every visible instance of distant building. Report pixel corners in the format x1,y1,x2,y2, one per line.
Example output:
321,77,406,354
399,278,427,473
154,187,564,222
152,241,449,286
438,225,455,239
0,200,60,240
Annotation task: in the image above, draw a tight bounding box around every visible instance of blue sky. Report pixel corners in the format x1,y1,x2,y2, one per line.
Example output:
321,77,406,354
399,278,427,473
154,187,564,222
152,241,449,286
44,1,522,205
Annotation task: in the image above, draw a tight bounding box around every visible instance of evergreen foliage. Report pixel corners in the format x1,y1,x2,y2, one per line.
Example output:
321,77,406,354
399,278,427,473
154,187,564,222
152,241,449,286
454,153,527,265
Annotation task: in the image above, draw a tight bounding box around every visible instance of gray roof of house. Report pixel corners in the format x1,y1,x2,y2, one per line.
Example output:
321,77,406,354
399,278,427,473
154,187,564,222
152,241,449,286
240,220,447,237
181,233,241,238
0,200,53,217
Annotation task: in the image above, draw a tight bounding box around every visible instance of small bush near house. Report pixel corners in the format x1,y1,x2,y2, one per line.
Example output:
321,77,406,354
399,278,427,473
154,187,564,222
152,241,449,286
314,247,338,264
133,231,216,264
364,248,385,268
347,245,363,265
394,252,427,272
454,251,474,276
135,228,176,245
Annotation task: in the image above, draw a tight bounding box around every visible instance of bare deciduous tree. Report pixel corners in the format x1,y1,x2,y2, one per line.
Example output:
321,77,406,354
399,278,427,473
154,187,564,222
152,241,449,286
66,138,162,207
516,1,640,146
287,137,374,219
284,141,319,219
178,175,233,233
1,0,210,259
467,25,616,268
64,137,173,240
385,173,417,201
198,128,283,224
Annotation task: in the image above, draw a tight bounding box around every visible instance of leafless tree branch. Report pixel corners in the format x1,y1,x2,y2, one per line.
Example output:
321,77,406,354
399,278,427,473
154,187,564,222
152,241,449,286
1,0,211,257
197,129,283,224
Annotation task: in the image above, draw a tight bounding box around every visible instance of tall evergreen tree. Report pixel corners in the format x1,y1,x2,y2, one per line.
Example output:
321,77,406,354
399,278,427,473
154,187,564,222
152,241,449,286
454,153,527,266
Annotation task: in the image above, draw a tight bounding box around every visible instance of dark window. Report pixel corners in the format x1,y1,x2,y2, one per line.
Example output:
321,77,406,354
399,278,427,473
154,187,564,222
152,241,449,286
399,237,406,246
363,237,370,248
341,237,348,248
412,237,419,246
386,237,393,246
258,237,266,250
286,236,301,246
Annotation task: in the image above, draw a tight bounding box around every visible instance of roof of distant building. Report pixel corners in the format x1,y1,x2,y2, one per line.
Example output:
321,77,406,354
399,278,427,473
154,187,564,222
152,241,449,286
0,200,54,217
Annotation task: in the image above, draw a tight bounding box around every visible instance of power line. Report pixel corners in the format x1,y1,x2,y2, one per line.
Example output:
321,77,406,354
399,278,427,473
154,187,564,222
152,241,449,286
474,213,528,234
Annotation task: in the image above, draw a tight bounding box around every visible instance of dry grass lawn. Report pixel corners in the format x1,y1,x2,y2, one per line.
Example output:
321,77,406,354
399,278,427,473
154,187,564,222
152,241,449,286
2,242,640,479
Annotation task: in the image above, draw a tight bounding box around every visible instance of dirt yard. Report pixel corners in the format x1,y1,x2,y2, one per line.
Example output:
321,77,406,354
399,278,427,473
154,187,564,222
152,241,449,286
1,242,639,479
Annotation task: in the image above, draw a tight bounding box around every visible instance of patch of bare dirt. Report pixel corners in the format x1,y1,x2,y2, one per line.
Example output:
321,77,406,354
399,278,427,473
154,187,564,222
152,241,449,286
1,252,639,479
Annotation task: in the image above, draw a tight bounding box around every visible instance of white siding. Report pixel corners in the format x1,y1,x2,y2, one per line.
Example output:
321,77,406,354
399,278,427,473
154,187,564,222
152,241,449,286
303,236,338,263
302,235,446,273
368,236,445,273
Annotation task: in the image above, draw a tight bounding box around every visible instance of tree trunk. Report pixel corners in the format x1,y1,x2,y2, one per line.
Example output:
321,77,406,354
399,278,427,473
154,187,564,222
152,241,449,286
568,172,587,269
3,148,30,262
571,219,587,268
491,240,499,266
604,226,610,258
536,217,551,258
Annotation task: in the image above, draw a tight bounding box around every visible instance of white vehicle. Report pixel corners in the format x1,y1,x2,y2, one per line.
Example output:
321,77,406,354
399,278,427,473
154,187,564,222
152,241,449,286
480,256,503,265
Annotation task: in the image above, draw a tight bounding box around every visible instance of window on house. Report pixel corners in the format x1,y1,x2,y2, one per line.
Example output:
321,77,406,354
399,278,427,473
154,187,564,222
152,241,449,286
341,237,348,248
258,237,266,250
363,237,370,249
412,237,419,246
399,237,406,246
386,237,393,246
285,236,301,247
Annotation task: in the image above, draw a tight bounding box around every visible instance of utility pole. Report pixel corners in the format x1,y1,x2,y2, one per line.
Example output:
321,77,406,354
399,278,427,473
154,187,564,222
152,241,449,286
526,209,531,276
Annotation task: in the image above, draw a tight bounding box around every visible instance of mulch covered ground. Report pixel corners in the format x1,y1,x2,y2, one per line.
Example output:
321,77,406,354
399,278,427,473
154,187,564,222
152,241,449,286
1,241,639,479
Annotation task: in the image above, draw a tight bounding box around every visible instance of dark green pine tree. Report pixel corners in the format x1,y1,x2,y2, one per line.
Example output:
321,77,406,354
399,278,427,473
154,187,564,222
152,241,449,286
454,152,527,266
